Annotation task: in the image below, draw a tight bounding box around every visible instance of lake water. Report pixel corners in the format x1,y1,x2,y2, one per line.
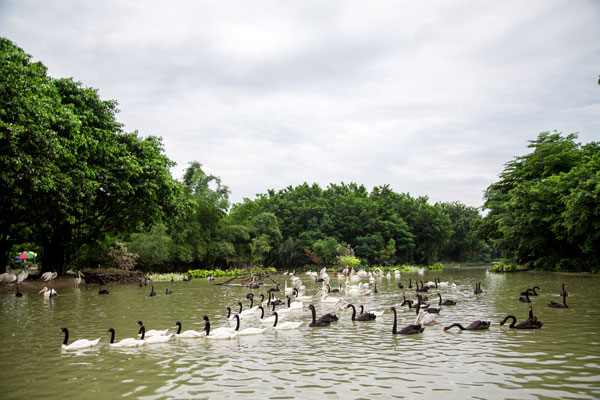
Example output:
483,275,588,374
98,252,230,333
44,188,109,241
1,266,599,399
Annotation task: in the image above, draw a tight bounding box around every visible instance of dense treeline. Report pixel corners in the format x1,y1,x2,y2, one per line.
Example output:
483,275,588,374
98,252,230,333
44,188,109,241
2,39,596,273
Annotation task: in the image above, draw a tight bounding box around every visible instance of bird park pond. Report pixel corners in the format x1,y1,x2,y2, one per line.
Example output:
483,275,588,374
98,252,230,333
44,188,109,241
1,266,599,400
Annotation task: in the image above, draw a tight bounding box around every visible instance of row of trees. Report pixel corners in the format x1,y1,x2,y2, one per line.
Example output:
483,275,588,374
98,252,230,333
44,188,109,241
2,38,596,273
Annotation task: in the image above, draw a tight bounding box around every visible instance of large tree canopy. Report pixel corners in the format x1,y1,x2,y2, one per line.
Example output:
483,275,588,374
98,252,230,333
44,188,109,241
0,38,178,272
483,132,599,271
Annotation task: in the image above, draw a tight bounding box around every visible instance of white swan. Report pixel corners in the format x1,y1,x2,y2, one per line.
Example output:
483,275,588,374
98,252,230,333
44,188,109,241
204,319,238,340
232,315,266,336
271,311,303,330
59,328,100,350
237,302,258,318
202,316,236,335
138,325,172,344
284,281,293,295
173,322,204,339
106,328,145,347
136,321,168,337
258,306,279,324
415,310,438,325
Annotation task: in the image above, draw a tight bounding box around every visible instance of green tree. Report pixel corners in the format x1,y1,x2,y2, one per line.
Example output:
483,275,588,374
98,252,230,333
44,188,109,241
0,38,179,272
438,201,486,262
483,132,598,271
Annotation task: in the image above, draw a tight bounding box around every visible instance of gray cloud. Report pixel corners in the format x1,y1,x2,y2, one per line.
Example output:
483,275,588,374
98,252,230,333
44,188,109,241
1,0,598,208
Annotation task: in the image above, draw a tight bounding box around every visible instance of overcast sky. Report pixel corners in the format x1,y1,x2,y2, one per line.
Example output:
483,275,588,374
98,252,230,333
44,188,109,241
1,1,598,208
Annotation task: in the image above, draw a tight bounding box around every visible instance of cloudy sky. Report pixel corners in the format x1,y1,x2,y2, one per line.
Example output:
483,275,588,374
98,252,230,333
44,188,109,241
1,1,598,208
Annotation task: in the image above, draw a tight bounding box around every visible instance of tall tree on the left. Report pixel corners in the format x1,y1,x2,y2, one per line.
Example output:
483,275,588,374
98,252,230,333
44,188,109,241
0,38,179,273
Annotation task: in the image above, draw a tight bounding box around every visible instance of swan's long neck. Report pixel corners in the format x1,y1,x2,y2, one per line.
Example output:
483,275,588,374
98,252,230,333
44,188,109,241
258,306,264,319
528,307,534,320
61,328,69,345
359,305,364,315
444,323,465,331
500,315,516,328
227,307,231,318
408,278,412,288
272,312,278,327
562,293,567,305
139,326,146,340
349,304,356,320
176,323,182,334
287,296,290,307
109,329,115,343
391,307,397,334
309,306,316,324
249,298,254,308
204,322,210,336
238,303,243,313
438,294,442,305
235,315,240,331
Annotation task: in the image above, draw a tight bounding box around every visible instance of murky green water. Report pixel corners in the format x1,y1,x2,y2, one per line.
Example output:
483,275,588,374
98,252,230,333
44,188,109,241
1,266,599,399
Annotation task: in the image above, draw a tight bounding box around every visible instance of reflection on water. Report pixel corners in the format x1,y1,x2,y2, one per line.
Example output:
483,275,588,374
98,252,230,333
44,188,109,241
1,266,599,399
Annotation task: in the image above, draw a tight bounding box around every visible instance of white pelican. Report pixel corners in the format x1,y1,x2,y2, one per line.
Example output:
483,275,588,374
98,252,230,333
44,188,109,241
41,271,57,282
16,266,30,284
39,287,57,297
73,271,84,287
0,266,17,284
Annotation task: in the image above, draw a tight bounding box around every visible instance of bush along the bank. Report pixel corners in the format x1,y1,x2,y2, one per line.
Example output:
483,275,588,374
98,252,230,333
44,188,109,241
187,267,277,279
490,262,529,273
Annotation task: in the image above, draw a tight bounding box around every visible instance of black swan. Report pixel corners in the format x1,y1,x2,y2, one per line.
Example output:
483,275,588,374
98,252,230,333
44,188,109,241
397,282,404,289
499,306,543,329
346,303,376,321
474,282,483,294
326,283,341,293
416,281,429,292
268,283,281,293
443,321,490,331
408,278,412,289
389,306,424,335
308,304,337,327
548,292,568,308
15,286,23,297
165,288,173,295
98,287,109,295
437,293,456,306
149,285,157,296
559,283,569,297
520,286,540,296
518,292,531,303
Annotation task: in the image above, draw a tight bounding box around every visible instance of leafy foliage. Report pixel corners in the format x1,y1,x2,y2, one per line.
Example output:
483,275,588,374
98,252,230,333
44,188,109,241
483,132,599,271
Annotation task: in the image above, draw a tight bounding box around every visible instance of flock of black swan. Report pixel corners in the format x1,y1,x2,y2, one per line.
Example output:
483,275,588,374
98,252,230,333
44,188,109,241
18,270,570,348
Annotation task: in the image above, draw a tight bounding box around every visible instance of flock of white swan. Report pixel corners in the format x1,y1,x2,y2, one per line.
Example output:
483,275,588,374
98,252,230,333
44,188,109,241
6,266,569,350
